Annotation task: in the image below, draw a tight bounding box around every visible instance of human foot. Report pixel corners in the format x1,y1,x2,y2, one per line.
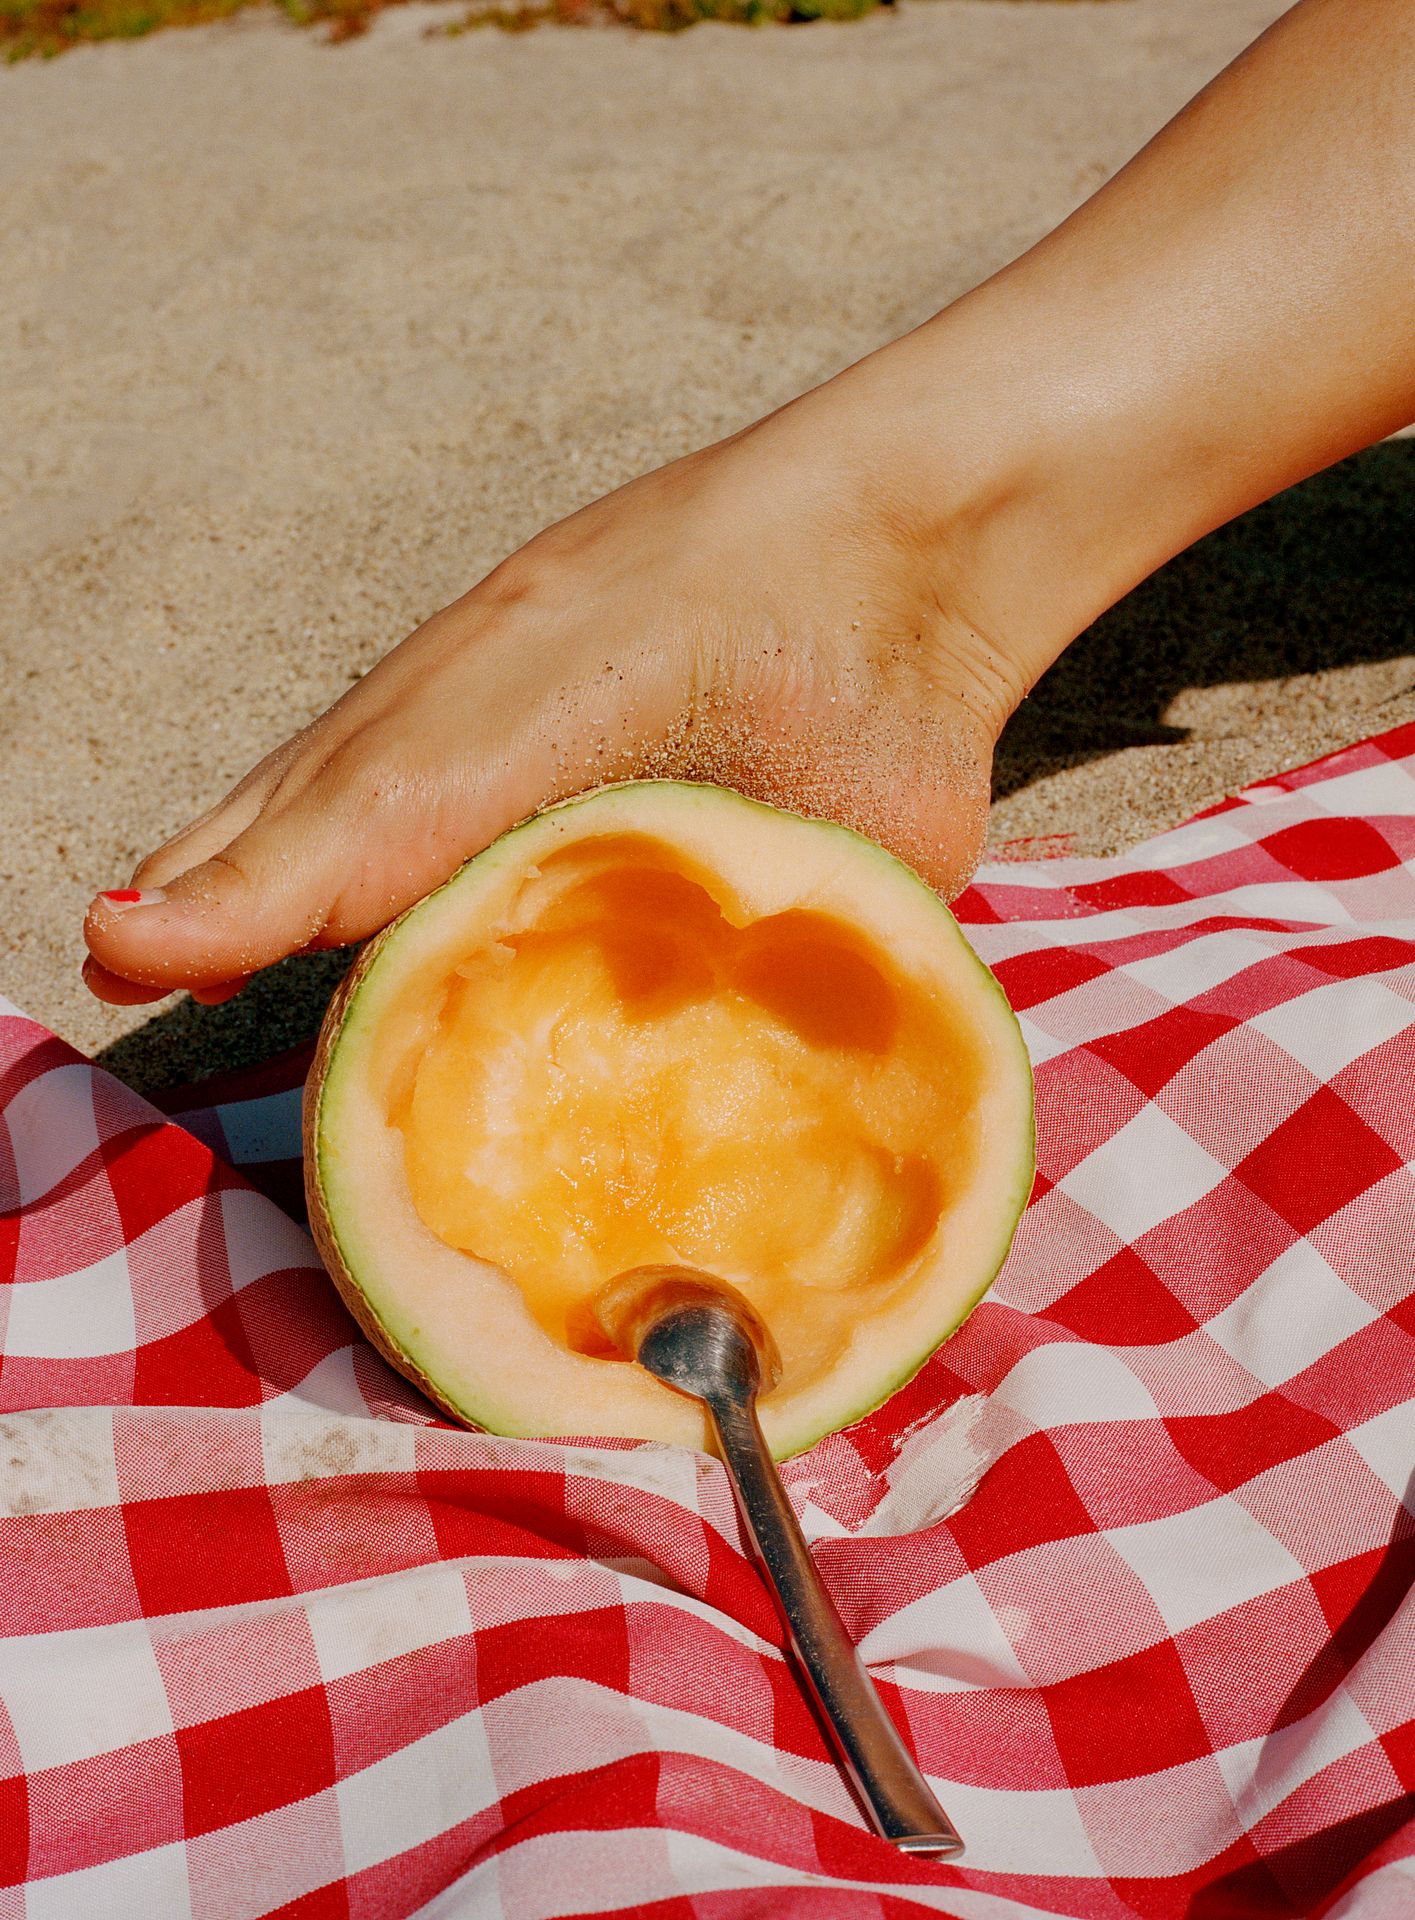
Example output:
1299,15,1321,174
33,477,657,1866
82,370,1041,1009
86,0,1415,1010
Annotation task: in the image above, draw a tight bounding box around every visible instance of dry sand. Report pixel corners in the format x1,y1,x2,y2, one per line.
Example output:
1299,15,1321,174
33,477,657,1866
2,0,1412,1091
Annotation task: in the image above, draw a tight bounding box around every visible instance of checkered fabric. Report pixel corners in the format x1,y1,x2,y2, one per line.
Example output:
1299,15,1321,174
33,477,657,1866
4,726,1414,1920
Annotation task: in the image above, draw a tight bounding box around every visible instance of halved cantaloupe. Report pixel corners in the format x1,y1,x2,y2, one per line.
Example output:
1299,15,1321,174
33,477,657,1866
305,781,1033,1459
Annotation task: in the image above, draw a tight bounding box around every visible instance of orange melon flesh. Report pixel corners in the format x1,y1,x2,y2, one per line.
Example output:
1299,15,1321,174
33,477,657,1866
391,834,982,1398
305,781,1034,1459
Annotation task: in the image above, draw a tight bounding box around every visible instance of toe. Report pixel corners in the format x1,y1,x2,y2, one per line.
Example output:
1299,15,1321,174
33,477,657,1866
127,759,282,894
83,754,479,996
189,977,251,1006
81,956,172,1007
86,825,335,994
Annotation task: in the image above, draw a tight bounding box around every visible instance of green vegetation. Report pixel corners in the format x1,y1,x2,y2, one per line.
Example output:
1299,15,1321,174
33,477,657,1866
452,0,885,33
3,0,245,58
2,0,890,60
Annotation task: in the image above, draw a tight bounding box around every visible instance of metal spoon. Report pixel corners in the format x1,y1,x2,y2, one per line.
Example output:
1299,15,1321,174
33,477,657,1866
595,1263,964,1860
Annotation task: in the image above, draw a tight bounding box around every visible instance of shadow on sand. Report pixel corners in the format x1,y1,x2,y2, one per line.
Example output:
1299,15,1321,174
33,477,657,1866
995,437,1415,796
97,947,354,1098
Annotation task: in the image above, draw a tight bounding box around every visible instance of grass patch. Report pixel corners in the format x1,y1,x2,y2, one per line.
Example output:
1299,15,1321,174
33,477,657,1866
3,0,248,58
442,0,886,38
3,0,899,60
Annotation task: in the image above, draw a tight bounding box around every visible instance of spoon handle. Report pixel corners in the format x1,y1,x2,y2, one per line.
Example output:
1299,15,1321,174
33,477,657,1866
708,1395,964,1859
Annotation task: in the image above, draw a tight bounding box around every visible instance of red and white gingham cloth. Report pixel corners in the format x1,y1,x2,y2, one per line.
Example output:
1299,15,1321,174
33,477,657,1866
4,727,1414,1920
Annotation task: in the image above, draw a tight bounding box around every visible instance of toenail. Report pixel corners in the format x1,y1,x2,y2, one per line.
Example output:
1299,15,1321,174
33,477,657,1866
97,888,167,912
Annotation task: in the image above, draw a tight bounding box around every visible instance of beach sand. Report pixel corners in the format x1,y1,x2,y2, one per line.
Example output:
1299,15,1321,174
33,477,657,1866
3,0,1411,1091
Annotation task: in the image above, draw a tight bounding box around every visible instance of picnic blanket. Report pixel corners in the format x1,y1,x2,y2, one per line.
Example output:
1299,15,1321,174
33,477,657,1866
3,725,1414,1920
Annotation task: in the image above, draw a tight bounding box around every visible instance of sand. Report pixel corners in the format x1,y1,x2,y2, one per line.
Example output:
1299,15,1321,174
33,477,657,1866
3,0,1412,1092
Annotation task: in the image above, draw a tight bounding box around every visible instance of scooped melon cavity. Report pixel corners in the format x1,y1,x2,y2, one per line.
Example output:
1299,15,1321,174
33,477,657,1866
389,834,982,1391
305,781,1034,1457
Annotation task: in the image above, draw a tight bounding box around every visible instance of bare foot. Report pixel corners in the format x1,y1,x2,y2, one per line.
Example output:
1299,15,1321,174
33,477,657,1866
85,0,1415,1009
82,367,1036,1008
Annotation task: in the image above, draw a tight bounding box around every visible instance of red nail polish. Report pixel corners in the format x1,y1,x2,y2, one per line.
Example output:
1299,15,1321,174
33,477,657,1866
97,887,166,912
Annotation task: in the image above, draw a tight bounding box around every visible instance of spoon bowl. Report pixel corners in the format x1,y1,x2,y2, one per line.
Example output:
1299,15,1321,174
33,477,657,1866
594,1264,782,1403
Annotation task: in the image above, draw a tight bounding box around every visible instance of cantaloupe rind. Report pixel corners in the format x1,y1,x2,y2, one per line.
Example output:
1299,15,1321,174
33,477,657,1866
304,780,1034,1460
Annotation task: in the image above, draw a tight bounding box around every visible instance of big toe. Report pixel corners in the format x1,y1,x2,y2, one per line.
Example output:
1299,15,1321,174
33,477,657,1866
82,758,501,998
84,802,352,996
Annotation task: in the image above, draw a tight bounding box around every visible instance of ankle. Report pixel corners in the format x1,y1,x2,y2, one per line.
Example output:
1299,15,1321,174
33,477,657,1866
794,293,1166,729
